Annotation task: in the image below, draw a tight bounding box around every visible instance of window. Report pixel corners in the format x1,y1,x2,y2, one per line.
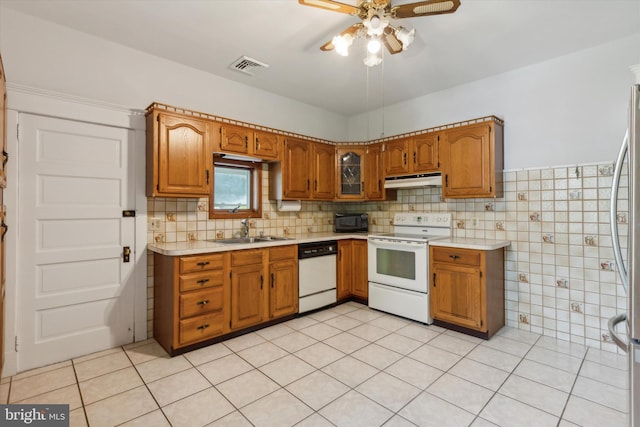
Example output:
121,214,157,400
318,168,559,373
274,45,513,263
209,158,262,219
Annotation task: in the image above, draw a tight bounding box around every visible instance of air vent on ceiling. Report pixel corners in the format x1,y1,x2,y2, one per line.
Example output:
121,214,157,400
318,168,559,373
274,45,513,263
229,56,270,76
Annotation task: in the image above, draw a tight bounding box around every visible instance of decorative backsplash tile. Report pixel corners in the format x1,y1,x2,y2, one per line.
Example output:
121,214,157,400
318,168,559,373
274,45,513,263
145,160,629,354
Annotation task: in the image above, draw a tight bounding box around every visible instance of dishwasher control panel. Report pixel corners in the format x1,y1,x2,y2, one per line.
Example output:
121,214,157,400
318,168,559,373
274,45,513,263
298,241,338,259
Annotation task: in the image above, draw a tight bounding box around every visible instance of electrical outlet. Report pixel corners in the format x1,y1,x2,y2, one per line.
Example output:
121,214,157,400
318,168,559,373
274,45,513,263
149,217,162,231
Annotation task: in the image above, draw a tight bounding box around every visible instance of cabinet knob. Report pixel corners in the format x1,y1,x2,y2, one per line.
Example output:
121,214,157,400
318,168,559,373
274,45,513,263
449,254,460,260
197,324,210,331
196,299,210,306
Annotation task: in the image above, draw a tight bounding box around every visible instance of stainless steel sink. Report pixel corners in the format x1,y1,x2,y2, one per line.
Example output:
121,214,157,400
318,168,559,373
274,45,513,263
210,236,291,244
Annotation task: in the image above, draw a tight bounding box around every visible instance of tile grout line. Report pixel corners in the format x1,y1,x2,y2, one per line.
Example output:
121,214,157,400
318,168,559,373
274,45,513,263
69,357,90,427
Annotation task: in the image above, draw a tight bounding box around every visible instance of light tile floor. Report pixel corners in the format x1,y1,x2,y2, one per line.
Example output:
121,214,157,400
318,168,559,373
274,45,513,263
0,302,630,427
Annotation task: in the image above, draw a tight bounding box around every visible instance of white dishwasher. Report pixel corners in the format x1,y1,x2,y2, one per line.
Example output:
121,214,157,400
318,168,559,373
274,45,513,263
298,241,337,313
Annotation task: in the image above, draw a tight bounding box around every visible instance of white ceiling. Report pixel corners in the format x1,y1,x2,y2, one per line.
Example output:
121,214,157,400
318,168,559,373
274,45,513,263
2,0,639,116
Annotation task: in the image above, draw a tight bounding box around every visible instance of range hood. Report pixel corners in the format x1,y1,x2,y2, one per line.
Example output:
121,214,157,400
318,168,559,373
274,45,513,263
384,172,442,189
214,152,263,163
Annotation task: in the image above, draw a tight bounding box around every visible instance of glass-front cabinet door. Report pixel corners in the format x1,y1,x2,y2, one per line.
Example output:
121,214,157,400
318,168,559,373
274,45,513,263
336,147,365,200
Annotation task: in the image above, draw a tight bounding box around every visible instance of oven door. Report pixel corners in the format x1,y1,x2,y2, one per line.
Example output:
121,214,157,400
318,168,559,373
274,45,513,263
367,237,428,292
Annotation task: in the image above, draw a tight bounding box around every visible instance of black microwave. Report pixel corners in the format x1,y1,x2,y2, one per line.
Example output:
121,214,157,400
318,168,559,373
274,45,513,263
334,213,368,233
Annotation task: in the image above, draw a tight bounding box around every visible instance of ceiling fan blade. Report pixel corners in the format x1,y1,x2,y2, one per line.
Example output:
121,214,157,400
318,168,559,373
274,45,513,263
381,27,403,55
298,0,361,16
320,23,363,51
392,0,461,19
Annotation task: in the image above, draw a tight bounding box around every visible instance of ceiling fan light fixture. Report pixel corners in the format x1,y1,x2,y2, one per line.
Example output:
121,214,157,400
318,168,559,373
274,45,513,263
364,50,382,67
367,38,382,54
333,33,353,56
395,26,415,50
363,14,388,36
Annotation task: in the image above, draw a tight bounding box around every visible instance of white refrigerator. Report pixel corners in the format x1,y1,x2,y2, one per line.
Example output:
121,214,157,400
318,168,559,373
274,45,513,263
609,82,640,426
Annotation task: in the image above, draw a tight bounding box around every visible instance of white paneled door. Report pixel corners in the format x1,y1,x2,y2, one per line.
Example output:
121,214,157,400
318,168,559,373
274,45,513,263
18,114,135,371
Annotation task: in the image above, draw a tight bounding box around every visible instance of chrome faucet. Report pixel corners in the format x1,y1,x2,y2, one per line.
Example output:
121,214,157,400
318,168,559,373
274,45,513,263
240,218,250,238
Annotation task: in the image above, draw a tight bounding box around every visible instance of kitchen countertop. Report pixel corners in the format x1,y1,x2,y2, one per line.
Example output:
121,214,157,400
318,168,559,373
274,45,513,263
429,237,511,251
148,232,369,256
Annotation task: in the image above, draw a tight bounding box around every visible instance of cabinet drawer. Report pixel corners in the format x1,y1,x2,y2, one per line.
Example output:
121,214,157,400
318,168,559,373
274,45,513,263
179,253,224,274
432,247,481,266
179,287,224,318
269,245,297,261
178,311,224,345
179,270,224,292
231,249,263,267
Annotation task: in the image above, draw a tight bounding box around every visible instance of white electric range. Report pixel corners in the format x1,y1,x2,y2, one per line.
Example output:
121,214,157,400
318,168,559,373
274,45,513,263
368,212,452,324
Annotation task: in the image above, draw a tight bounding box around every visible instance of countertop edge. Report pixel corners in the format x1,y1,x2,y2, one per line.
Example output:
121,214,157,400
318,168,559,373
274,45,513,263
148,232,368,256
429,238,511,251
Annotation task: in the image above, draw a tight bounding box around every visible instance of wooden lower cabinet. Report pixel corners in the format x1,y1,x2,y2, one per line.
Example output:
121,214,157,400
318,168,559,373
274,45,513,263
269,245,299,319
154,245,298,355
430,246,504,339
337,239,368,301
154,252,228,353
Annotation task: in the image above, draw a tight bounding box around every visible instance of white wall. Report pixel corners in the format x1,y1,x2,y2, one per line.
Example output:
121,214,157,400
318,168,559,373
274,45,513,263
348,34,640,170
0,7,348,141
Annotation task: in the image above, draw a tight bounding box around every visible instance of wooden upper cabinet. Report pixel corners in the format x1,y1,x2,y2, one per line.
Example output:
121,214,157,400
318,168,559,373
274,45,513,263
146,111,212,197
385,134,439,177
312,143,335,200
218,124,280,160
254,130,279,160
282,138,311,199
219,123,251,155
270,139,335,201
365,143,384,200
384,139,410,176
413,134,439,172
335,147,365,200
441,121,503,198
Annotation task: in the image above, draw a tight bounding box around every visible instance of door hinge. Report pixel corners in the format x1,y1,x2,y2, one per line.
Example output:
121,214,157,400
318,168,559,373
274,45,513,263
206,169,210,184
122,210,136,218
229,271,232,279
14,336,18,352
480,271,483,278
16,123,20,141
433,273,436,287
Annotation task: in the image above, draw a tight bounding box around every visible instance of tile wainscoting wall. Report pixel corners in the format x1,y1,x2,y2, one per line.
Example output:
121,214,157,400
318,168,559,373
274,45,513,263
146,161,628,354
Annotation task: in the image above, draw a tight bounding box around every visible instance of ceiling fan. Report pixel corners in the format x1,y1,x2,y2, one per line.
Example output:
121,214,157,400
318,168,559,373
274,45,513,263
299,0,461,66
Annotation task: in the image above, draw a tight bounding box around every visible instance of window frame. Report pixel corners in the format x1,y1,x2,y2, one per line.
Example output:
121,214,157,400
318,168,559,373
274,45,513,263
209,158,262,219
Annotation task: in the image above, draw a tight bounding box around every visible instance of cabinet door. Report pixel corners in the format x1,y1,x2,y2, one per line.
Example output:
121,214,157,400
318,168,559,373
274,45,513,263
0,54,5,190
431,262,483,330
413,134,439,172
269,259,298,319
336,241,352,300
351,240,368,299
220,123,251,155
230,264,265,330
157,113,211,196
312,143,335,200
365,143,384,200
384,139,409,176
254,131,279,160
442,124,492,198
336,148,365,199
282,138,311,199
